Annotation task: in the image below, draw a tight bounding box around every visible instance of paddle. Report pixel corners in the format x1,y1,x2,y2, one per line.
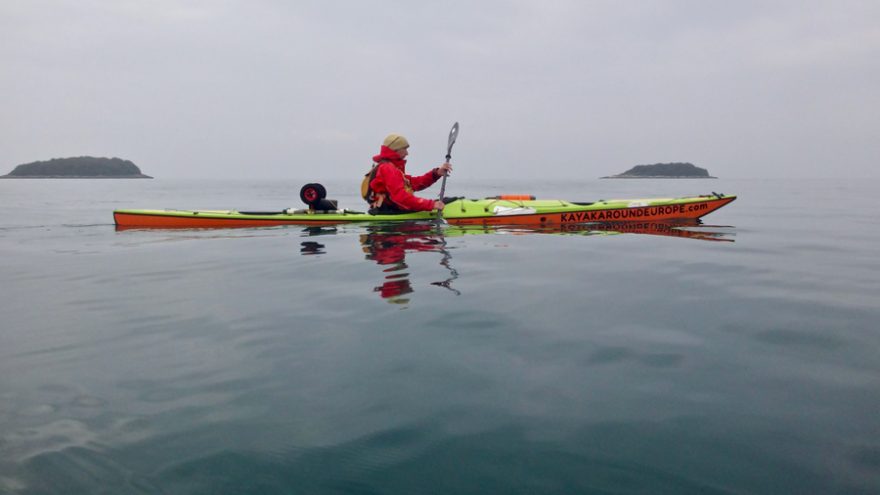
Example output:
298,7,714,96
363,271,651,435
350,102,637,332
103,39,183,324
437,122,459,218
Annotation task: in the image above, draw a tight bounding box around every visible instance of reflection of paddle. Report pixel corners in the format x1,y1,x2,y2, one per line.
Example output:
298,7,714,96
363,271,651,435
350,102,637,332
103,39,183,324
437,122,459,219
431,248,461,295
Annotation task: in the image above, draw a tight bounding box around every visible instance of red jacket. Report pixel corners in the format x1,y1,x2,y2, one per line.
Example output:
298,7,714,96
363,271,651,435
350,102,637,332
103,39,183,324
369,146,440,211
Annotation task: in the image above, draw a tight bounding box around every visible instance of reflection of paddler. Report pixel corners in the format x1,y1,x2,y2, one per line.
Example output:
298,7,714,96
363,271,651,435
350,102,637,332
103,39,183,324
375,279,413,302
360,225,453,302
360,227,444,265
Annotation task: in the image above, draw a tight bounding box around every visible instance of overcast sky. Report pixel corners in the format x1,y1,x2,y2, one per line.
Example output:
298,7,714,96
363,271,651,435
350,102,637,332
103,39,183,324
2,0,878,180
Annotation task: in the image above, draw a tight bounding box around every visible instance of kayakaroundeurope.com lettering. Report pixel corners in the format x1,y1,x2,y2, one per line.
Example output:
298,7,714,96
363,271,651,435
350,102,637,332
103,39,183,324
560,203,709,223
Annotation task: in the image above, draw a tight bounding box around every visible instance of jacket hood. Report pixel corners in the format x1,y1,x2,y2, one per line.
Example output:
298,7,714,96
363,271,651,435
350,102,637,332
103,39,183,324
372,146,407,169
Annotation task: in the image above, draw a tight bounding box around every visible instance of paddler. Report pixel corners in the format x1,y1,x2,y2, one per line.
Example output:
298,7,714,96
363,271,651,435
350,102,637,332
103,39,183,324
364,133,452,213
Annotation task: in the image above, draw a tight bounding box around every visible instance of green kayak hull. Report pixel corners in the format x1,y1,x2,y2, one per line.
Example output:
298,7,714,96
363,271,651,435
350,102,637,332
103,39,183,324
114,194,736,229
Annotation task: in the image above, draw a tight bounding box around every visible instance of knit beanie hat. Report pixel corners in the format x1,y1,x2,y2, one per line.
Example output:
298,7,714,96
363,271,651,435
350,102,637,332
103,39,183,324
382,134,410,151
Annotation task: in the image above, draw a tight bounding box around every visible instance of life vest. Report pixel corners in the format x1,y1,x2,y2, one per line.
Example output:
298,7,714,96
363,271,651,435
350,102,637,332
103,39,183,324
361,164,379,203
361,161,413,209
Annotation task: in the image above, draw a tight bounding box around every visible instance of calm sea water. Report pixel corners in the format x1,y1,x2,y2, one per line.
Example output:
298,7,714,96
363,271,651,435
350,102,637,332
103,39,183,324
1,177,878,494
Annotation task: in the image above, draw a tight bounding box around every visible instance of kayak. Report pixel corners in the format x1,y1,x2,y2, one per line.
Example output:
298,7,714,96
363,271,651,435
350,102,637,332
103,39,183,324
115,194,736,229
113,193,735,229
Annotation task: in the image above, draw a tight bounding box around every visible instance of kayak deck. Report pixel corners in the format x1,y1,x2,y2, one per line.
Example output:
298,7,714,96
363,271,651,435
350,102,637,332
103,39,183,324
113,194,736,229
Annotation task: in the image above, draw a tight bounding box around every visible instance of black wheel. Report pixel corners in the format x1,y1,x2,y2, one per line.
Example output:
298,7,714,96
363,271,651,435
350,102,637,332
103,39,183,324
300,183,327,205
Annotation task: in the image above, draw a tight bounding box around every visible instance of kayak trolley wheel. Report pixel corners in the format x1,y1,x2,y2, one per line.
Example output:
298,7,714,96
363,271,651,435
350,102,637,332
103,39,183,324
300,183,327,206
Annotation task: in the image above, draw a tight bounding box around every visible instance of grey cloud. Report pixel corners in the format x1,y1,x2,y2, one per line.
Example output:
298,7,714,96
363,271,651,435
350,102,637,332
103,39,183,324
1,0,878,180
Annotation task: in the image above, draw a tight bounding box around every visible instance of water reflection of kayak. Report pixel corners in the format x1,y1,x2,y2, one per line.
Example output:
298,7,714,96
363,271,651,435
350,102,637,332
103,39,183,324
554,221,735,242
354,219,734,305
442,221,735,242
114,193,735,229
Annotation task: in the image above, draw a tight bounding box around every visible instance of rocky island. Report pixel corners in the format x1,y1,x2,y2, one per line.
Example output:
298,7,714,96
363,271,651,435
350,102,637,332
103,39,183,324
603,162,715,179
1,157,152,178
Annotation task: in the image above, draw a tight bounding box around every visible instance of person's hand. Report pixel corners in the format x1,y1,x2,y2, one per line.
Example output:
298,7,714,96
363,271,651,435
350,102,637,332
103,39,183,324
436,163,452,177
433,200,445,211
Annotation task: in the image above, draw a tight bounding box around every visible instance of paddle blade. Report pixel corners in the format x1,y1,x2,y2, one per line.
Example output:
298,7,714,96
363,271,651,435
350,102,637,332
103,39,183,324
446,122,459,160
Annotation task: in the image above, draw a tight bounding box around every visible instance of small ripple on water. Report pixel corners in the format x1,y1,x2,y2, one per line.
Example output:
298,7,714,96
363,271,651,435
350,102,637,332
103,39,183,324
753,328,846,349
850,446,880,473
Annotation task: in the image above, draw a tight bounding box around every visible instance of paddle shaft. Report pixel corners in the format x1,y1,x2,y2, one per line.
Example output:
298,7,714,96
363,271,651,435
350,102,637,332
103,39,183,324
438,157,450,199
438,122,459,208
